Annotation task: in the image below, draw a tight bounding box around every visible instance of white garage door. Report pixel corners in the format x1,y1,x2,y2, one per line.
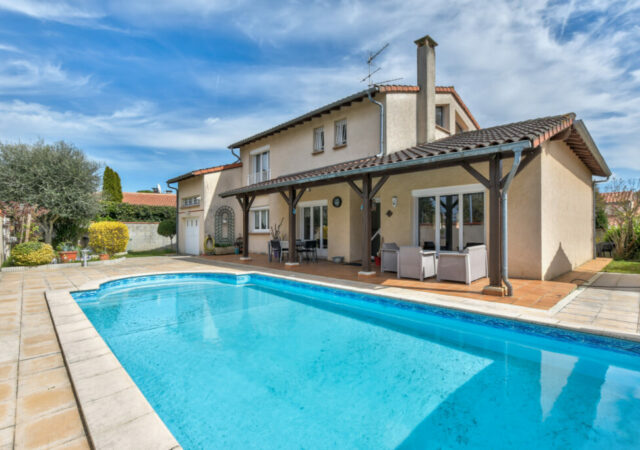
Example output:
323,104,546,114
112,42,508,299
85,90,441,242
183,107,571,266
184,218,200,255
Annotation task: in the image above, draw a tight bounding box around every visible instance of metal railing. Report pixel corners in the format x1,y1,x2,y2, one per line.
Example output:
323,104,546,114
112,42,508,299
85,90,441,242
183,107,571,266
247,170,270,185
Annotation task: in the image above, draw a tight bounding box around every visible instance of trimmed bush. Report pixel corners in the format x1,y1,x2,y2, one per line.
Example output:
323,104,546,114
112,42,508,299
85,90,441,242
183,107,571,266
157,218,176,239
10,242,55,266
89,221,129,255
96,201,175,223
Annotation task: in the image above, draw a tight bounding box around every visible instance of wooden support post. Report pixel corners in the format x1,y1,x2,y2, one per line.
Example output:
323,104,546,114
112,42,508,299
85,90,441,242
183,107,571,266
485,155,503,295
237,194,254,260
288,186,298,264
361,174,373,274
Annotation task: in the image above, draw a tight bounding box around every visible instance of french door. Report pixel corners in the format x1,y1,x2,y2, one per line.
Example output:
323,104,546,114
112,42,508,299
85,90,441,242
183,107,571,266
299,201,328,258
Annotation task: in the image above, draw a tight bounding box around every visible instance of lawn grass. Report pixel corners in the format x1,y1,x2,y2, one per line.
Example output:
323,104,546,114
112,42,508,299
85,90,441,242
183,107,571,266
125,248,176,258
603,260,640,274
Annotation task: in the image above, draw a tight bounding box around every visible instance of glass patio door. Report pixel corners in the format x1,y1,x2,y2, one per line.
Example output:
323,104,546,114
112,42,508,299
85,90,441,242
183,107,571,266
300,203,328,257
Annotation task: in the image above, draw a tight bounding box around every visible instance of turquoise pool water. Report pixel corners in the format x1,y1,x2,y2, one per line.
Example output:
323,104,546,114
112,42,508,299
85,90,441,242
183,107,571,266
73,273,640,449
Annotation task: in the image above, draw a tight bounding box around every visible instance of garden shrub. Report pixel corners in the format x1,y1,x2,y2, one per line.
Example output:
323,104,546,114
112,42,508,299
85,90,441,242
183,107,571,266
89,221,129,255
96,201,175,223
10,242,55,266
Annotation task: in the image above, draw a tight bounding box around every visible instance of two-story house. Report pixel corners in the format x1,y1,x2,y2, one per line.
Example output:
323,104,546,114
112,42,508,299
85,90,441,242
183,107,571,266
170,33,610,295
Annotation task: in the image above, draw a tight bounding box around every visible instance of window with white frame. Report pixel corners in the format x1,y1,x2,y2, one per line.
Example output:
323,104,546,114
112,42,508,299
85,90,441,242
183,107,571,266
313,127,324,152
251,208,269,232
436,106,445,128
249,149,270,184
334,119,347,147
182,195,201,207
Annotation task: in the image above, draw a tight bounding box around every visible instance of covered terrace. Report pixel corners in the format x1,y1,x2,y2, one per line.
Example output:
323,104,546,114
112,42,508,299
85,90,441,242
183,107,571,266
220,113,609,297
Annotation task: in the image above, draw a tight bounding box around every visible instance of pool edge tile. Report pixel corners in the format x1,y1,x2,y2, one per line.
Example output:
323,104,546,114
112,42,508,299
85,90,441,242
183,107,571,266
45,290,182,450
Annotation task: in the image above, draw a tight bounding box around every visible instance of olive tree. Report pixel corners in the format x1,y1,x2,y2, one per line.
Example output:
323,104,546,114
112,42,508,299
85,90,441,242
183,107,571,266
0,141,100,244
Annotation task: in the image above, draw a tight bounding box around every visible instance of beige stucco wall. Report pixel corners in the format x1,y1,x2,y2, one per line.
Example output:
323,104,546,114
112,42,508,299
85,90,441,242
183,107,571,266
178,166,242,254
239,98,382,184
540,140,594,280
177,176,204,254
385,93,417,153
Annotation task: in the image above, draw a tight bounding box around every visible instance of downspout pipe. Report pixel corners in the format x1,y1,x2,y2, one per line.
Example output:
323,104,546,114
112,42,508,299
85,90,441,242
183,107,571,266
230,148,241,163
367,88,385,157
167,182,179,254
592,176,610,258
501,149,523,297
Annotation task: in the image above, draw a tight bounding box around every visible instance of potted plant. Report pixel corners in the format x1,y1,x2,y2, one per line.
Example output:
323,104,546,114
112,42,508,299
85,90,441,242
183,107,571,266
56,241,78,263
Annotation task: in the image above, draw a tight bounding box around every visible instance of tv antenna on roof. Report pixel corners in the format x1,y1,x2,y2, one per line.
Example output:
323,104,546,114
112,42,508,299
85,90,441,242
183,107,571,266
361,43,402,87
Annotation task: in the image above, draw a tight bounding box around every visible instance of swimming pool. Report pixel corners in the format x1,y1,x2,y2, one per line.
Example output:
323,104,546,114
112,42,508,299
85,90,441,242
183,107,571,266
73,272,640,449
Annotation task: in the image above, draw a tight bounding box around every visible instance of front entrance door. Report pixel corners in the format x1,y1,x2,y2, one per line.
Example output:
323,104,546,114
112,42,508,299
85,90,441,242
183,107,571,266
184,218,200,255
299,202,328,258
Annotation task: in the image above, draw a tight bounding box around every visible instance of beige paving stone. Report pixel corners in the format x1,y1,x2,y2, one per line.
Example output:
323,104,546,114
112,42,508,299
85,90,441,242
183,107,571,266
591,318,638,332
19,353,64,376
51,436,90,449
20,339,60,360
81,386,152,433
61,335,110,364
68,353,121,381
18,367,70,397
0,425,14,449
0,362,16,382
17,384,76,421
14,406,85,449
72,367,133,403
0,380,15,403
92,412,179,450
57,326,99,346
0,395,16,429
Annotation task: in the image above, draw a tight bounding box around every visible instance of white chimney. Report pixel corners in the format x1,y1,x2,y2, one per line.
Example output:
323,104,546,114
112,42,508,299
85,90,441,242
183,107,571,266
415,35,438,144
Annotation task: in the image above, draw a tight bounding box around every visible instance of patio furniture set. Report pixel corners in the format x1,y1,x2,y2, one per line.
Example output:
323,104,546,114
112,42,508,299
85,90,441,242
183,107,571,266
269,240,318,263
381,243,488,284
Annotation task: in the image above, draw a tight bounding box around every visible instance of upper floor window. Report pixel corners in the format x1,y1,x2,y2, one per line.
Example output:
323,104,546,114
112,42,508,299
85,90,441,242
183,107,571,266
334,119,347,147
182,195,200,207
435,106,445,128
249,148,270,184
313,127,324,153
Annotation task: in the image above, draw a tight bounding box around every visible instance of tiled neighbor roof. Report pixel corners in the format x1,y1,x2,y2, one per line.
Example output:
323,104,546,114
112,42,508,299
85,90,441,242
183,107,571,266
227,85,479,149
122,192,177,207
220,113,610,198
601,191,635,203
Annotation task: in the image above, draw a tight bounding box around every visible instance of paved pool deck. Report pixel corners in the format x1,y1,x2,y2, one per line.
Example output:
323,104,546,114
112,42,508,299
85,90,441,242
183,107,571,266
1,256,638,448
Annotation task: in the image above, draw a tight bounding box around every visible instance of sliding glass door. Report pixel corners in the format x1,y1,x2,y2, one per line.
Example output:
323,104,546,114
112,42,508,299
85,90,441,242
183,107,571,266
414,185,485,253
300,202,328,257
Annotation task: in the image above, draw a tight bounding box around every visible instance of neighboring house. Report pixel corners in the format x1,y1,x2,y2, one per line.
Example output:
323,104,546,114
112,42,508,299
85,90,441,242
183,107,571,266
122,192,177,207
601,191,639,227
167,162,242,255
170,33,610,290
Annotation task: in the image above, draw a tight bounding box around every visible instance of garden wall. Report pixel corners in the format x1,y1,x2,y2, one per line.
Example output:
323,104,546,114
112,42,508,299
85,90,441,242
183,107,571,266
124,222,172,252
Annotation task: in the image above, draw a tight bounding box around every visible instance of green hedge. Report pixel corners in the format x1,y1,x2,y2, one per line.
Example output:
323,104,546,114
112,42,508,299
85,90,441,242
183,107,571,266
96,201,175,223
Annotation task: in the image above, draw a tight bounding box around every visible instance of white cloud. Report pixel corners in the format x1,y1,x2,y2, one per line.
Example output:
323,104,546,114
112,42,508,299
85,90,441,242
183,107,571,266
1,0,639,175
0,0,103,21
0,100,285,152
0,59,90,93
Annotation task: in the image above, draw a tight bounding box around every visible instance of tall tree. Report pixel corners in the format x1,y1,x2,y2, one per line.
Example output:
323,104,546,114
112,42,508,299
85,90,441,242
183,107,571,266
102,166,123,203
0,141,100,244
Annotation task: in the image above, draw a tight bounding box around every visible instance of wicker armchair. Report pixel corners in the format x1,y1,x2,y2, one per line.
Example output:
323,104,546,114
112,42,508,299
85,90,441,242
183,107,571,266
397,246,437,281
437,244,487,284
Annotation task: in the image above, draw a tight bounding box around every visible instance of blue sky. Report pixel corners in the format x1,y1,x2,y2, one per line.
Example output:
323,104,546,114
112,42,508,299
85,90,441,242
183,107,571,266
0,0,639,192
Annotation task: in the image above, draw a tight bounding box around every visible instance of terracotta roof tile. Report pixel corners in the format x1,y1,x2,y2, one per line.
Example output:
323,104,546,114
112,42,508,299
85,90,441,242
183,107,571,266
221,113,608,197
228,85,477,149
122,192,176,207
601,191,635,203
167,162,242,184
